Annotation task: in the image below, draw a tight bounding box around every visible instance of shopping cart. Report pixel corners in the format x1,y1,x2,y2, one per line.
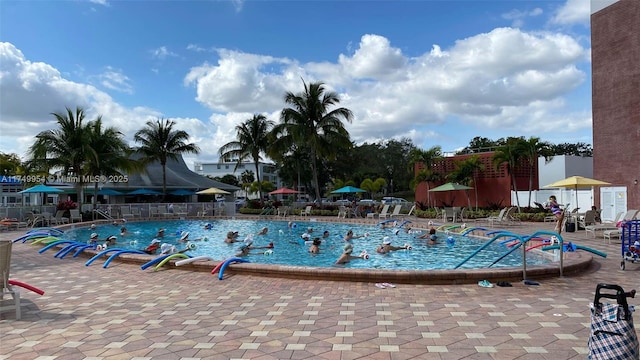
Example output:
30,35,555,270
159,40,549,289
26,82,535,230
588,283,638,359
621,220,640,270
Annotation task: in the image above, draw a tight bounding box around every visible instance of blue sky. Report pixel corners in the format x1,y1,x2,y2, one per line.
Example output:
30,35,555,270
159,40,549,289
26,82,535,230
0,0,618,167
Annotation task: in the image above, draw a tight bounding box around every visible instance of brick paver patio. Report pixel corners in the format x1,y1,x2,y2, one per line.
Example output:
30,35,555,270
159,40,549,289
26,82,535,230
1,219,638,359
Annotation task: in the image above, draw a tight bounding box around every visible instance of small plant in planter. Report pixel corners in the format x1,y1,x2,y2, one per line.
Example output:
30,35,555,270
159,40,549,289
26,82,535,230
56,200,77,218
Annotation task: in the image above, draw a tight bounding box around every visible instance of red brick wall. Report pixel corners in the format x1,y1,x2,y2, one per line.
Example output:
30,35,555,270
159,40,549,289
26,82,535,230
414,152,537,208
591,0,640,209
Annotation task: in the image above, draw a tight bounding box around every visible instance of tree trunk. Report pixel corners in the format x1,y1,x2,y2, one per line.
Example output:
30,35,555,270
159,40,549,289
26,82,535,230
162,163,167,201
511,173,521,212
310,149,322,207
254,162,263,204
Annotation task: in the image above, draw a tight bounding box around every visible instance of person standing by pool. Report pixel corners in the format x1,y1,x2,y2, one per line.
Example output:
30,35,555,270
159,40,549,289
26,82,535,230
335,243,366,264
376,237,410,254
546,195,565,233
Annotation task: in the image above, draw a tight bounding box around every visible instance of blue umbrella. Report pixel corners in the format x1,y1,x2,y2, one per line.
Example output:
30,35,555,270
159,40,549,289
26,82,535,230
98,189,124,196
170,189,195,196
19,184,63,194
331,186,366,194
128,188,162,195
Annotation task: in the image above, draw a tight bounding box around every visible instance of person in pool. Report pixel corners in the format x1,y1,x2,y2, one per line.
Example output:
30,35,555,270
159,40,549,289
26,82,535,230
376,237,410,254
104,235,117,247
322,230,330,239
177,231,190,243
203,223,213,230
335,243,366,264
417,227,438,244
88,232,99,244
257,227,269,235
344,229,365,242
235,239,259,257
224,231,241,244
120,226,128,236
309,238,321,254
156,228,165,238
160,243,190,255
142,239,161,254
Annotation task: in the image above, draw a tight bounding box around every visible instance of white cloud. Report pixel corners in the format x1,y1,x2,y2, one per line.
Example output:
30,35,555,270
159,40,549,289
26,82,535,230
550,0,591,25
231,0,244,12
93,66,134,94
88,0,109,6
150,46,178,60
0,42,192,158
187,44,207,52
184,28,588,150
502,7,543,28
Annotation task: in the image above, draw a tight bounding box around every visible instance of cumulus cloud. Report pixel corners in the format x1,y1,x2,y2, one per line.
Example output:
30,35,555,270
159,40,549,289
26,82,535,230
185,28,588,149
550,0,591,25
0,42,200,158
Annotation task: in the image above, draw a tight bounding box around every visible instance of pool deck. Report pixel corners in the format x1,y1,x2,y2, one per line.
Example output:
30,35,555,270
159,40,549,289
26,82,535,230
1,217,638,359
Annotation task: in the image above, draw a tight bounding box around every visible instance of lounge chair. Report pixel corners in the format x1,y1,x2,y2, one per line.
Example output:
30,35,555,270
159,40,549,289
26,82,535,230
69,209,82,223
0,239,21,319
51,210,70,225
577,210,597,230
378,205,392,219
478,207,508,226
585,210,636,238
389,205,403,218
489,207,517,227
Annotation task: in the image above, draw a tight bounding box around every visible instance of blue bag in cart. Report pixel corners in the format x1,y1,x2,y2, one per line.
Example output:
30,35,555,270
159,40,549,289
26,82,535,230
588,283,638,359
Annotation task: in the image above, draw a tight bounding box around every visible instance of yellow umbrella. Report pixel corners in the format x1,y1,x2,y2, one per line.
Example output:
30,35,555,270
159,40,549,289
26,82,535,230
196,187,230,195
544,176,611,211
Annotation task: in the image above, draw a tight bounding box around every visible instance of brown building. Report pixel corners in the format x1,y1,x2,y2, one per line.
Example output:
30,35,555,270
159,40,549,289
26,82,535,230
414,152,536,209
591,0,640,209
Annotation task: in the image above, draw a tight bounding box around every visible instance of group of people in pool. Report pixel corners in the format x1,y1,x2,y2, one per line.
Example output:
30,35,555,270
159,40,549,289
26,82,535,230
87,221,441,263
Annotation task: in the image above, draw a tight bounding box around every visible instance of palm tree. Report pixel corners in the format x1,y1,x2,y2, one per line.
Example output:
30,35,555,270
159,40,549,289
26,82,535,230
84,117,135,210
408,146,442,207
219,114,274,203
517,137,553,207
28,107,92,208
134,118,200,200
492,138,523,211
272,80,353,207
448,156,484,209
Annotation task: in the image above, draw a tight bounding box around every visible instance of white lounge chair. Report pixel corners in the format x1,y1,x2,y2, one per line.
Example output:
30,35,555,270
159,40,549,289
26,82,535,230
389,205,403,218
300,206,312,218
378,205,391,219
586,210,638,239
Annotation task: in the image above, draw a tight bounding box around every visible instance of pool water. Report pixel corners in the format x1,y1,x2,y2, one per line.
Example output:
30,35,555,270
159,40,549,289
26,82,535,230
63,219,550,270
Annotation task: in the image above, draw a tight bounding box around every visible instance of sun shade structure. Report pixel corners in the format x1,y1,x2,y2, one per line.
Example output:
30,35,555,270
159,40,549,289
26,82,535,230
18,184,63,194
196,187,230,195
331,186,367,194
127,188,162,196
269,187,300,195
428,182,473,192
544,176,611,211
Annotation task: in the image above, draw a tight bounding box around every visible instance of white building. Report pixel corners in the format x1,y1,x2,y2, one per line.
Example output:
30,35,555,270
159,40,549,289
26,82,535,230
194,161,282,199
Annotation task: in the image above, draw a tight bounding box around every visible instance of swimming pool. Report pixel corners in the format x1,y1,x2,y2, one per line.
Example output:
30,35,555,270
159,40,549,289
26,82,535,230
63,219,550,270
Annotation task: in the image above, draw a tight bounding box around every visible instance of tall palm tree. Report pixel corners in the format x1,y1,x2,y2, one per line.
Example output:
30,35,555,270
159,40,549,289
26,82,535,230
448,156,484,209
272,80,353,206
28,107,92,208
219,114,274,203
517,137,553,207
134,118,200,200
84,117,135,210
408,146,442,208
492,138,523,211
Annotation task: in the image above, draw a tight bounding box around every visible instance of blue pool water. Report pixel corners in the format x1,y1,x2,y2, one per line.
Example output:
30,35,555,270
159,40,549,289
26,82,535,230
62,219,550,270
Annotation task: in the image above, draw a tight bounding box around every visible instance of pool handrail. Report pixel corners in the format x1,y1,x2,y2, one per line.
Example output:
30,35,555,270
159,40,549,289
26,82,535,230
454,231,521,269
488,235,530,267
527,230,564,277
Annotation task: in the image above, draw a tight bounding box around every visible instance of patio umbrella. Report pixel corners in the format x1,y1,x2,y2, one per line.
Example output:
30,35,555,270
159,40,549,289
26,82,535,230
428,182,473,192
331,186,366,194
543,176,611,212
196,187,230,195
170,189,195,196
127,188,162,195
269,187,300,195
19,184,63,194
19,184,63,208
98,189,124,196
